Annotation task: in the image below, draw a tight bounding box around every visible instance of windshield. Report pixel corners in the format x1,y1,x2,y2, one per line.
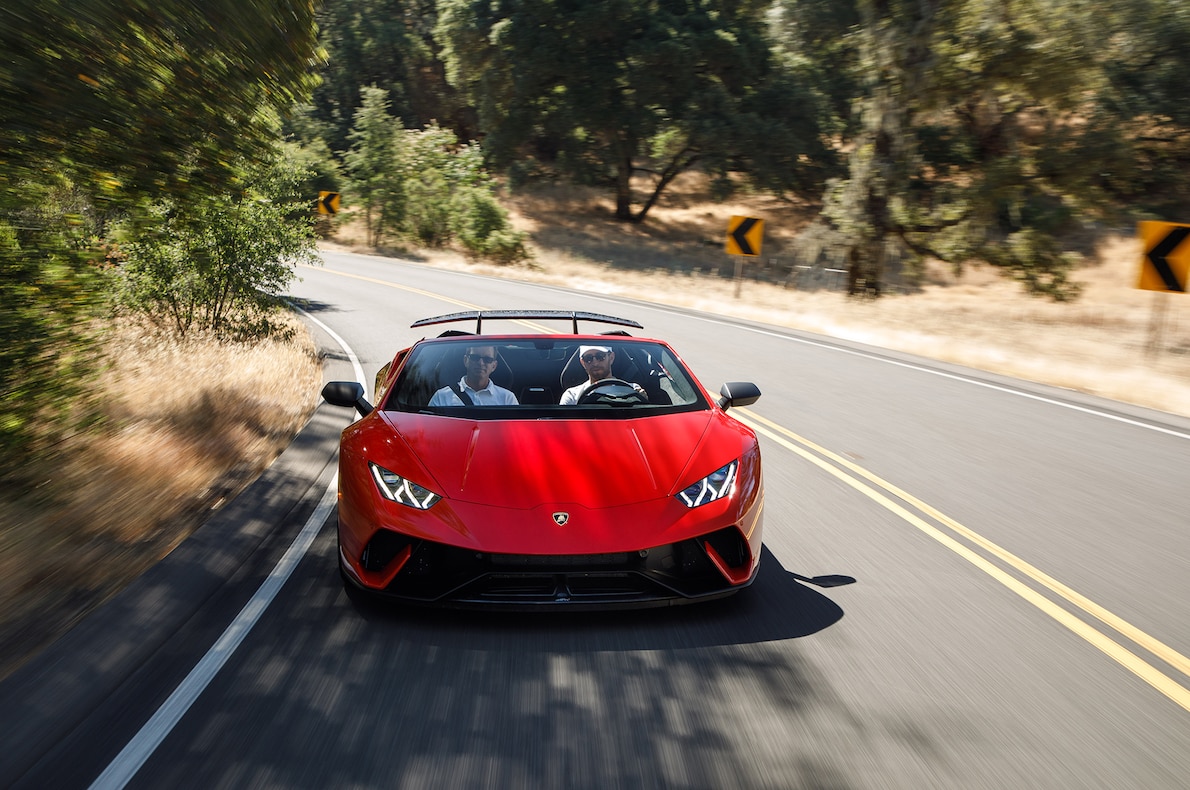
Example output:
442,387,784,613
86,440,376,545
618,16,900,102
383,338,709,418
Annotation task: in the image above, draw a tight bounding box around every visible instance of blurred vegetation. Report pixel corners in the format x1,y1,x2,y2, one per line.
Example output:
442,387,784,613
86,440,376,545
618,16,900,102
4,0,1190,468
0,0,321,475
0,182,108,465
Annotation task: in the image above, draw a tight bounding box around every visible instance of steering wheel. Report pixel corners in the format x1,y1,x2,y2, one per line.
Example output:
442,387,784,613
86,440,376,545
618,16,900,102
577,378,648,406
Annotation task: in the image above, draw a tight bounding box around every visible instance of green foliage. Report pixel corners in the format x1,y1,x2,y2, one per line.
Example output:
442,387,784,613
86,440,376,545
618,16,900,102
0,182,106,470
306,0,1190,299
116,151,319,340
342,92,526,259
768,0,864,140
282,139,344,200
0,0,321,202
451,188,529,264
982,229,1083,302
403,170,453,247
812,0,1129,299
2,1,323,466
1087,0,1190,217
392,125,527,258
310,0,471,154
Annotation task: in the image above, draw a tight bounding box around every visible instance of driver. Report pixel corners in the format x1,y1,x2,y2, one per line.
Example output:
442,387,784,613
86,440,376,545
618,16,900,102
560,345,645,405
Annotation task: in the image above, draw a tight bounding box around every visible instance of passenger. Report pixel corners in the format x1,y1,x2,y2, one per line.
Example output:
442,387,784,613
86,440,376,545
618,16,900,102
428,345,519,406
560,345,645,404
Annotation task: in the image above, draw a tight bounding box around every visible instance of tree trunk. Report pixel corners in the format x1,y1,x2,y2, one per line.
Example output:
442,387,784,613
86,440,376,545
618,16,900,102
614,154,634,221
633,149,699,223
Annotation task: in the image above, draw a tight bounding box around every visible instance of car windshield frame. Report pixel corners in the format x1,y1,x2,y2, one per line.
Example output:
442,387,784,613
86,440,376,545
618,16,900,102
380,336,711,419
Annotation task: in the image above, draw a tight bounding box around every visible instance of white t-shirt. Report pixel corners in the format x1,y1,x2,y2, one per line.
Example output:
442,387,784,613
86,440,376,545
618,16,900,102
429,378,519,406
559,379,600,405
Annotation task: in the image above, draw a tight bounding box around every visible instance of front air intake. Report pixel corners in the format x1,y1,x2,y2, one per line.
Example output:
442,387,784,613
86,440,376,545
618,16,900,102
360,531,417,572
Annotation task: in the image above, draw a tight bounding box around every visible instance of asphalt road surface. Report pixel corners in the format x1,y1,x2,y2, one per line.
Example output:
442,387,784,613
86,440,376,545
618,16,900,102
3,248,1188,789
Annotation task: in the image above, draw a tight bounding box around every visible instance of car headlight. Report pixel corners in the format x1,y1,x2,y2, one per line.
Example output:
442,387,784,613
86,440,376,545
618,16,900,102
369,462,441,509
677,460,738,508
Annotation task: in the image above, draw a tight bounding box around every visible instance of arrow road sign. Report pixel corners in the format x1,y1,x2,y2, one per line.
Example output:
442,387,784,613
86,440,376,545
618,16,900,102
318,191,340,215
1138,221,1190,293
726,216,764,257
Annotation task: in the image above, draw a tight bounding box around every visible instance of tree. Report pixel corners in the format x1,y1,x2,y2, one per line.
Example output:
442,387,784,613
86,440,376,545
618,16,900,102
0,1,322,467
390,123,529,261
344,86,402,246
813,0,1105,298
436,0,834,222
767,0,864,141
1084,0,1190,217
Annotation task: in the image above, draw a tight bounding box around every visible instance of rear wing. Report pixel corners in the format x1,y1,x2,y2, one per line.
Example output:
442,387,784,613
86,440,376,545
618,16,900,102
411,310,643,334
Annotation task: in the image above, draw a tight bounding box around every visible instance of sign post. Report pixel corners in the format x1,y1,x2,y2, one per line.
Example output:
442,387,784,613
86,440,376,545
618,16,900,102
726,216,764,297
1137,221,1189,357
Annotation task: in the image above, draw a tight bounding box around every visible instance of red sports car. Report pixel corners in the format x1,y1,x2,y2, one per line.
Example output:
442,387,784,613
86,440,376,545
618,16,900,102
321,310,763,609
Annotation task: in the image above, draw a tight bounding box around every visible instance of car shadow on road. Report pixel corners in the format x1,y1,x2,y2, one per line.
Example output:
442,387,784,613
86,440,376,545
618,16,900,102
342,546,853,652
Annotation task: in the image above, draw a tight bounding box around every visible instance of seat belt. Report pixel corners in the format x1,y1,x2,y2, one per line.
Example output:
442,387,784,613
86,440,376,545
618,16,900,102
453,384,475,406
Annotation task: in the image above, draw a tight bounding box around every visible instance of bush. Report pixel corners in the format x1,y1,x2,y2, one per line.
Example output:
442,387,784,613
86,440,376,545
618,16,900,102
116,150,318,339
451,188,529,264
402,170,453,247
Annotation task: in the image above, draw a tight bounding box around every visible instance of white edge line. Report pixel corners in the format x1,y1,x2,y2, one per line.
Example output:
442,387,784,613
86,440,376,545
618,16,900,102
89,306,363,790
88,478,339,790
291,301,370,403
730,323,1190,441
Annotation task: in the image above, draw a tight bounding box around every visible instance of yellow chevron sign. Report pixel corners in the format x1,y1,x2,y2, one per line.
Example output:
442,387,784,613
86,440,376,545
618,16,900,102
1138,221,1190,293
318,191,341,215
726,216,764,257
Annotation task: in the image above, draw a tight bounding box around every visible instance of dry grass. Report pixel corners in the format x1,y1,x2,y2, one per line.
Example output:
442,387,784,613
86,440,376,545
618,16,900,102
333,174,1190,419
0,313,321,680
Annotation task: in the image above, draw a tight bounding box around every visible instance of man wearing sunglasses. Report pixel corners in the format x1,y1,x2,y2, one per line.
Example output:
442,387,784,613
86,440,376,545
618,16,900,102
429,345,519,406
560,345,644,405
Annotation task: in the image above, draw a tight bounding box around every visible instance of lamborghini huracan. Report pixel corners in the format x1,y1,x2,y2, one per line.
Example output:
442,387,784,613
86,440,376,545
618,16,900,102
321,310,764,609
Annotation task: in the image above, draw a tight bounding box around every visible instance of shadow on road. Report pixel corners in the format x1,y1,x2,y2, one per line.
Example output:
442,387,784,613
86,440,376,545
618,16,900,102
115,533,862,789
341,545,850,652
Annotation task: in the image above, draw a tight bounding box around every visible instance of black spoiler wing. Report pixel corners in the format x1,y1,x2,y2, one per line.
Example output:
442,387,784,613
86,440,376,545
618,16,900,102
411,310,643,334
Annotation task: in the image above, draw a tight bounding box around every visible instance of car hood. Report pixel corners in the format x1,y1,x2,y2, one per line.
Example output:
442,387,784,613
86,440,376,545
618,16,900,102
380,411,726,509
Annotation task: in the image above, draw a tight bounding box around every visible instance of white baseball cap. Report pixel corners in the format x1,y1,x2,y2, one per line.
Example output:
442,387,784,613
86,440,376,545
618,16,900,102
579,345,612,356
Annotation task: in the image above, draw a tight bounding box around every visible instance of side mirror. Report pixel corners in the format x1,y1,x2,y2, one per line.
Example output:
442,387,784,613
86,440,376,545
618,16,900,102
718,381,761,410
322,381,373,417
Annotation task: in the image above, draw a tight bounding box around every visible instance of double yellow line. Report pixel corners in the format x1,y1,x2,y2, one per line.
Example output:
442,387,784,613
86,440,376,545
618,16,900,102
733,408,1190,713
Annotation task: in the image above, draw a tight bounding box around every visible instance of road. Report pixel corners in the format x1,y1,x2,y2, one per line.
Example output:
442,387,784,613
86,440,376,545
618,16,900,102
3,247,1189,789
